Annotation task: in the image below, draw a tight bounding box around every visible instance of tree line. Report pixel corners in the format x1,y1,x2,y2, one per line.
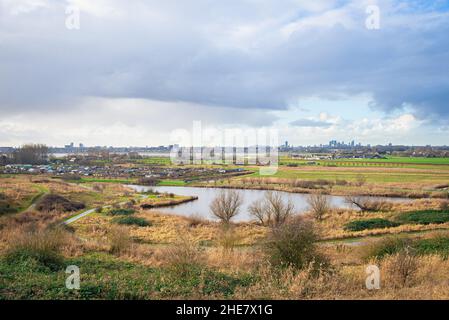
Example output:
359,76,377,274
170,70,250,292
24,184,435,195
0,144,49,165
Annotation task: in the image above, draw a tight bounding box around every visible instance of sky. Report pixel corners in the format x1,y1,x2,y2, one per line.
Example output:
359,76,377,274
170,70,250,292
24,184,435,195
0,0,448,147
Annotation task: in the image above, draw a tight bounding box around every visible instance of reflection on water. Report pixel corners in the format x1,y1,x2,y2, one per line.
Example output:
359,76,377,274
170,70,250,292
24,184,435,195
127,185,410,222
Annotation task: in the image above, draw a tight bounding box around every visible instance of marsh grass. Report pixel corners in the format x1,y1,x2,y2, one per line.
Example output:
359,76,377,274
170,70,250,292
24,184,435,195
107,208,136,216
113,216,151,227
163,235,206,278
4,227,70,271
108,226,132,255
344,218,400,232
397,209,449,225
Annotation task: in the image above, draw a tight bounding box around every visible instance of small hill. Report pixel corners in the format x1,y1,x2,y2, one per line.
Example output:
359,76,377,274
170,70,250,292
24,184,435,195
35,194,85,212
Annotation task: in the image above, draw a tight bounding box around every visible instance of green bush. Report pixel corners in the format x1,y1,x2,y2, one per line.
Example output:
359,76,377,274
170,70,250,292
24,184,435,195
0,202,18,215
265,217,328,271
364,236,414,260
5,229,67,271
344,218,400,232
397,210,449,225
0,193,18,215
108,208,135,216
415,236,449,258
113,216,151,227
365,235,449,260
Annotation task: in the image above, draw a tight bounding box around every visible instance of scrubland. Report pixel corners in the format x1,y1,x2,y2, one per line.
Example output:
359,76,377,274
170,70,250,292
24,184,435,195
1,172,449,300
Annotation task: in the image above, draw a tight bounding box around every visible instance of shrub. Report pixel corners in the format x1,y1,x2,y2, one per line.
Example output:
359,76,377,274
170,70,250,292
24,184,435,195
113,216,151,227
123,201,136,209
315,179,334,187
292,180,317,189
335,179,348,186
107,208,135,216
382,249,418,288
344,218,400,232
92,183,106,193
216,227,240,253
439,201,449,211
354,174,367,186
365,235,449,260
108,226,132,255
364,236,414,260
307,193,331,221
5,228,68,271
164,237,206,278
35,194,85,212
0,196,18,215
265,217,328,271
414,236,449,258
186,214,207,228
397,210,449,225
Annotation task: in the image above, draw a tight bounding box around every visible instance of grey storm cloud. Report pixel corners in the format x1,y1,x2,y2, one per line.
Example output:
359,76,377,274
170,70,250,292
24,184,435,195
0,0,448,123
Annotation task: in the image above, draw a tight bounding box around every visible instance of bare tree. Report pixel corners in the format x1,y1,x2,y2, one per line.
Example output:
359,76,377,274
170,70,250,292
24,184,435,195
210,190,243,224
344,195,390,212
249,191,295,228
307,193,331,221
344,195,366,211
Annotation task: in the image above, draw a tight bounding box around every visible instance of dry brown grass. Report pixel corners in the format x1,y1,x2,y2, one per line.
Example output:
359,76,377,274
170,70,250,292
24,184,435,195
5,174,449,299
73,209,267,245
161,235,206,276
314,199,449,240
108,225,132,255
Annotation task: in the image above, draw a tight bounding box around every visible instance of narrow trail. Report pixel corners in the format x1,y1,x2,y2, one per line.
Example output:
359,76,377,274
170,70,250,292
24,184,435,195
21,191,49,213
64,208,98,225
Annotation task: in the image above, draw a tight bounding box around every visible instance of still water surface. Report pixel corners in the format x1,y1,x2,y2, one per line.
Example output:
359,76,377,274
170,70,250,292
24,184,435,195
127,185,410,222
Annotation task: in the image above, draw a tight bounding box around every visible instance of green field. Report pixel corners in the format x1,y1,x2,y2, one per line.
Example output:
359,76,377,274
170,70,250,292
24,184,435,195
75,177,136,184
250,167,449,183
157,180,187,186
134,157,171,165
334,156,449,165
280,156,449,170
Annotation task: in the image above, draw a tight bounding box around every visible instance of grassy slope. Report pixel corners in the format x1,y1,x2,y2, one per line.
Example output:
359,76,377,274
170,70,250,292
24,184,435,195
0,252,254,300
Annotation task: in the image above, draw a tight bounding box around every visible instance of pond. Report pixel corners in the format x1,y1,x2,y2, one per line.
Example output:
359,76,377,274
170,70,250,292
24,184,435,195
127,185,411,222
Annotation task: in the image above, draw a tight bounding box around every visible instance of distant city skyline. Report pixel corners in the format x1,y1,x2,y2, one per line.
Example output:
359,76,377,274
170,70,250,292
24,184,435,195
1,139,447,151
